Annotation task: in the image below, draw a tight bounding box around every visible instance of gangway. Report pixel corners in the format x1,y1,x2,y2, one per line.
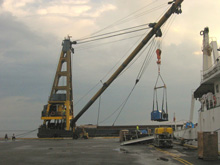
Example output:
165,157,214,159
121,135,154,146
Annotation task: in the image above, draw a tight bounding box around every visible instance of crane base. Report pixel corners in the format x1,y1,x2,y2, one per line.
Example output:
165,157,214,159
37,127,73,138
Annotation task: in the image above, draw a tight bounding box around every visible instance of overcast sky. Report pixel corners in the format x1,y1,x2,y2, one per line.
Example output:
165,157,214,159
1,0,220,132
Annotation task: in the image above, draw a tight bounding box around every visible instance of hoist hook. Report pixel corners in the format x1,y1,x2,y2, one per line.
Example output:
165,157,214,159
156,49,161,65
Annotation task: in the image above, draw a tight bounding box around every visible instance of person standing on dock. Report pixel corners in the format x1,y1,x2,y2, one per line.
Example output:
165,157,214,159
5,134,8,141
12,134,16,141
136,125,140,138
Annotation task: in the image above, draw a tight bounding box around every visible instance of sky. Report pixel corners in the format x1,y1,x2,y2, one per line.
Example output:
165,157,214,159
0,0,220,133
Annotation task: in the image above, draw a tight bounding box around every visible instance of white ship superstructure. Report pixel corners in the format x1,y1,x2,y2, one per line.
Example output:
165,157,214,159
194,27,220,153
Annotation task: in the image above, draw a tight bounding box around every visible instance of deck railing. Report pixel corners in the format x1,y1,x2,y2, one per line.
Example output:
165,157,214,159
201,58,220,82
200,93,220,111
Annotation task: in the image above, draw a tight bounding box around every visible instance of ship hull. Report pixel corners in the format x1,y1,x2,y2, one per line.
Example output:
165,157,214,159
37,124,183,138
198,107,220,151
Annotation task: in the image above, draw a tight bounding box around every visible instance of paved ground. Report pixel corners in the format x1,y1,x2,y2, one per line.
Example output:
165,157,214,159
0,138,219,165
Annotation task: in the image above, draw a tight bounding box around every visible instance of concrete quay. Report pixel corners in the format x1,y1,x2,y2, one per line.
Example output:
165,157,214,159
0,138,220,165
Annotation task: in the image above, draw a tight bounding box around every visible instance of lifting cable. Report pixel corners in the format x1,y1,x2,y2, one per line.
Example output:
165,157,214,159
76,24,149,42
75,1,170,123
74,81,100,107
74,31,149,107
136,38,157,81
152,42,168,114
153,70,166,111
112,84,137,126
95,4,176,123
119,36,155,77
76,0,162,40
76,2,167,45
76,27,150,45
74,2,168,50
75,15,173,123
98,37,157,125
112,38,157,125
119,3,167,25
15,128,38,138
161,14,176,42
151,15,177,114
75,1,167,45
76,33,146,51
104,2,167,32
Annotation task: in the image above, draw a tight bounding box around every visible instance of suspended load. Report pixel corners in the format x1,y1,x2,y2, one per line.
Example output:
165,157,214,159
151,49,168,121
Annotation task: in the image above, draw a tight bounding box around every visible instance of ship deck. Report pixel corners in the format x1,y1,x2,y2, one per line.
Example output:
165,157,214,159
1,138,220,165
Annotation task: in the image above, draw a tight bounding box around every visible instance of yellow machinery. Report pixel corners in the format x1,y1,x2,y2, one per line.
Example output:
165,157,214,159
38,36,76,138
154,127,173,148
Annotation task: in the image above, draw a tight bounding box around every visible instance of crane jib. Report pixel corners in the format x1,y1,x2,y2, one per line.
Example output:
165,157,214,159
71,0,184,125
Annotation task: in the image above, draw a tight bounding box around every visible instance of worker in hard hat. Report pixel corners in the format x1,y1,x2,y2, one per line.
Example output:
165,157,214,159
136,125,140,138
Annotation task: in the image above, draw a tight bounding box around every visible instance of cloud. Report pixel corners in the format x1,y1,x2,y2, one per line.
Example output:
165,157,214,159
0,12,60,100
36,5,91,17
1,0,117,38
84,4,116,18
1,0,219,131
193,51,202,56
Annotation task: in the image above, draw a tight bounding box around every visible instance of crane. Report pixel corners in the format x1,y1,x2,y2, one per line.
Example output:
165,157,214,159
37,0,184,138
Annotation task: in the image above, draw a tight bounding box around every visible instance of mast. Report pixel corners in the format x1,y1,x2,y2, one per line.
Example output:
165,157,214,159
71,0,184,126
200,27,212,73
41,36,75,131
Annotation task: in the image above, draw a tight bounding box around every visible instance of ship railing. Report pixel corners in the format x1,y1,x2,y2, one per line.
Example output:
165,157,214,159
200,93,220,111
201,57,220,81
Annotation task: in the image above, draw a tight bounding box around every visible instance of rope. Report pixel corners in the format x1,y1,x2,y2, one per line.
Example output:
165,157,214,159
76,24,149,42
156,89,159,110
73,3,170,107
119,36,155,77
111,37,159,125
162,88,165,110
161,14,177,42
75,33,146,51
152,38,168,113
74,32,148,107
165,87,168,114
98,37,153,124
77,27,150,44
153,71,167,112
112,83,137,126
120,3,167,24
74,2,171,123
74,81,100,106
75,0,161,40
98,100,125,124
136,38,156,81
15,128,38,138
